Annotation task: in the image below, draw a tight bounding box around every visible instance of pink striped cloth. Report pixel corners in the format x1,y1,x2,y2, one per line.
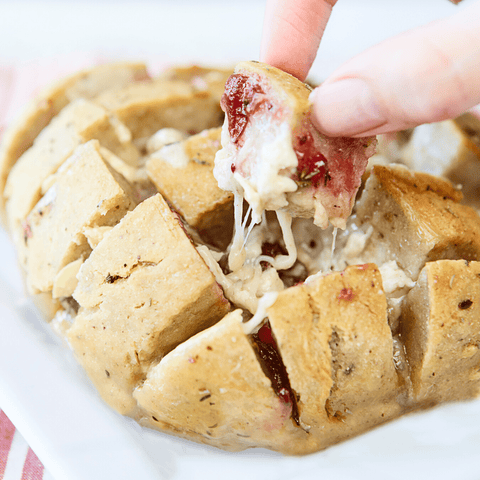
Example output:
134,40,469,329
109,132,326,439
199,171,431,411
0,410,52,480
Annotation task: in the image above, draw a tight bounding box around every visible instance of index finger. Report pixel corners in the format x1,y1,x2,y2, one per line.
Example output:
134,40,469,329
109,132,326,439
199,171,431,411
260,0,338,81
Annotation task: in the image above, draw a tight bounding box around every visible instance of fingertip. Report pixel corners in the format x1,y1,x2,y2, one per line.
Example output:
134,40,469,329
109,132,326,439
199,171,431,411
260,0,335,81
311,1,480,137
310,79,388,137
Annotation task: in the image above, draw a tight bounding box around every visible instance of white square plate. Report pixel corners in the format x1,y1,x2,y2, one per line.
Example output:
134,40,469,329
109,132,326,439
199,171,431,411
1,1,479,479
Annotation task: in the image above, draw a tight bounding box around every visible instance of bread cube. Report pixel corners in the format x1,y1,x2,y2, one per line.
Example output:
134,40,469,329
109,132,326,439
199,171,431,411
158,65,232,103
267,264,403,451
401,114,480,208
356,165,480,279
99,147,157,204
146,128,233,236
94,77,224,140
134,309,309,453
4,98,139,237
402,260,480,404
23,140,135,294
0,62,148,221
67,194,230,414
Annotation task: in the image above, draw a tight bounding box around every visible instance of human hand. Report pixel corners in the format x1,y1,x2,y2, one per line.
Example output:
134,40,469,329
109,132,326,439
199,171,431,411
260,0,480,137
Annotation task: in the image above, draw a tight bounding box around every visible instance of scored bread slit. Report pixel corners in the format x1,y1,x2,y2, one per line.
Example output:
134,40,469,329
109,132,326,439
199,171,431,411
133,309,311,453
249,320,301,428
401,260,480,405
5,135,144,323
18,140,139,325
325,328,347,422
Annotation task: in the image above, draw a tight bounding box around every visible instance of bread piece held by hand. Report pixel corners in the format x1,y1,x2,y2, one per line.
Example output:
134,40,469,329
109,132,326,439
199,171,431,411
214,61,376,229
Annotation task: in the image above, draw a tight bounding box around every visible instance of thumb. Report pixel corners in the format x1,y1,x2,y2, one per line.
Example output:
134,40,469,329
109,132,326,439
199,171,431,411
311,0,480,137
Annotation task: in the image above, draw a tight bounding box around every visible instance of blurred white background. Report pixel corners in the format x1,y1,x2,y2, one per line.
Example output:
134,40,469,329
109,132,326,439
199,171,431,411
0,0,475,80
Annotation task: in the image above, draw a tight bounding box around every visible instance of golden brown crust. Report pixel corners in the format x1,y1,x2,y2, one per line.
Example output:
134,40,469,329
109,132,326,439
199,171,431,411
233,61,312,128
134,310,310,453
134,264,405,455
94,77,224,140
375,114,480,209
146,128,233,234
159,65,233,102
4,99,139,242
268,264,404,451
0,62,148,222
23,140,136,295
403,260,480,404
67,194,230,415
356,164,480,278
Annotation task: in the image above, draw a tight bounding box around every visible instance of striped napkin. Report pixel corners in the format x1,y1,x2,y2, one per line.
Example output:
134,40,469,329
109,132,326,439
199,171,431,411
0,410,53,480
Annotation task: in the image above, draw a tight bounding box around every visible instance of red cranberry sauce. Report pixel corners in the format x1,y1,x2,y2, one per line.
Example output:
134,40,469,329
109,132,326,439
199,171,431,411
251,322,300,426
221,74,271,146
293,128,329,188
293,122,370,196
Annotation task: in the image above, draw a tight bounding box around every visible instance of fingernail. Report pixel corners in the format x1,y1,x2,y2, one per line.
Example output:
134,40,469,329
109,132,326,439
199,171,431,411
311,78,386,137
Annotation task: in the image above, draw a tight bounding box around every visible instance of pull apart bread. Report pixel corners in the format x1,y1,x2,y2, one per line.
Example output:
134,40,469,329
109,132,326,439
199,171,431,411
2,60,480,455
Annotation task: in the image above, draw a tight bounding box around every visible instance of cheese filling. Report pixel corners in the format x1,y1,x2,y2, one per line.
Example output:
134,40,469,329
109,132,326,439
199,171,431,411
214,116,298,226
211,87,306,314
207,70,392,319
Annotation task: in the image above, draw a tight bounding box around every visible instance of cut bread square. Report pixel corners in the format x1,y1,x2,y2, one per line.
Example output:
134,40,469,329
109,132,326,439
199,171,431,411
4,98,139,237
146,127,233,237
134,309,309,453
356,164,480,279
403,259,480,403
94,77,225,140
23,140,136,295
0,62,148,220
68,193,231,415
267,263,403,451
401,115,480,208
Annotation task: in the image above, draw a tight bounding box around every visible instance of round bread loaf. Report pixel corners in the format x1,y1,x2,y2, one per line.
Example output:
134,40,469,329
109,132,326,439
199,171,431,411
2,61,480,455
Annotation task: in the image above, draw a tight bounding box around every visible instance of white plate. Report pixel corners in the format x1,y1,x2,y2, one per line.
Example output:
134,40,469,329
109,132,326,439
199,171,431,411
2,223,480,480
1,1,480,479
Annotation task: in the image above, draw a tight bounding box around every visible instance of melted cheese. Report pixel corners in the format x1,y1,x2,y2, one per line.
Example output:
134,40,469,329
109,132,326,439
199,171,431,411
52,257,83,299
329,227,338,271
254,211,296,271
210,113,305,314
210,96,369,315
197,222,284,315
379,261,415,294
146,128,188,154
228,191,250,272
242,291,279,335
214,116,298,225
152,142,190,168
